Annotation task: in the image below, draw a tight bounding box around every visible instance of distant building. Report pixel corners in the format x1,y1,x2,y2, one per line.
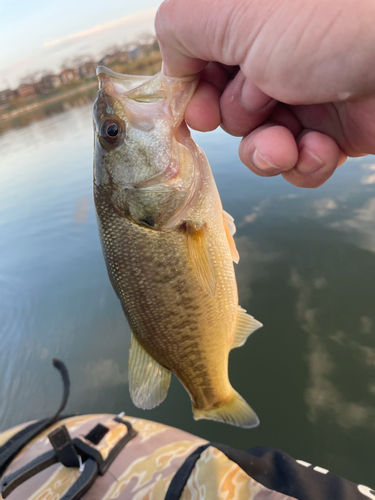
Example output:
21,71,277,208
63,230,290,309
128,47,142,60
0,89,18,105
139,36,159,52
98,50,131,67
35,75,62,95
116,51,131,63
18,83,37,99
98,54,117,66
78,62,97,78
59,68,80,84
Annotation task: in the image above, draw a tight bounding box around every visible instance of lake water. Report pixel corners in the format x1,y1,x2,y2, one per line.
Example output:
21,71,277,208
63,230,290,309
1,102,375,489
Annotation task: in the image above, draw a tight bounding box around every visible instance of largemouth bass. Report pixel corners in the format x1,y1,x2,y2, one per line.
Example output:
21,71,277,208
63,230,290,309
93,66,262,428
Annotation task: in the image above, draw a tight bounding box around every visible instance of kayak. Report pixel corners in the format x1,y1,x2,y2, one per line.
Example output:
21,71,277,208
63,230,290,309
0,360,372,500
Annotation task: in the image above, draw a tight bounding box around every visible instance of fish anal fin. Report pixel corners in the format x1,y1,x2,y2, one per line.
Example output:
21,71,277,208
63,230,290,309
231,306,263,349
183,221,216,297
193,389,259,428
223,212,239,264
128,333,171,410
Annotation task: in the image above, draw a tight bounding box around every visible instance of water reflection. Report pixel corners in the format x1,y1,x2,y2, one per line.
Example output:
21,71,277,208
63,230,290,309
331,197,375,253
0,90,97,135
0,105,374,487
289,268,375,431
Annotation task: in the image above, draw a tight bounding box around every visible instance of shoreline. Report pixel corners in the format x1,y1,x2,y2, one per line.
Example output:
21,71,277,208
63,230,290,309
0,81,98,121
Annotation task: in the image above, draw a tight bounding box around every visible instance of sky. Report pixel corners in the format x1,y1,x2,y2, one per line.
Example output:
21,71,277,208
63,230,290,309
0,0,162,90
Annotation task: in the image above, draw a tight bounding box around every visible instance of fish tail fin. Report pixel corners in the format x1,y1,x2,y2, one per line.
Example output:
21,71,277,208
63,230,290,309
192,390,259,429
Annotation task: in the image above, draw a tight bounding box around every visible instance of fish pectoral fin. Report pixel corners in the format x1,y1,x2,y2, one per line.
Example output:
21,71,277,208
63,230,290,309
185,221,216,297
128,332,171,410
193,389,259,428
223,210,236,235
223,211,239,264
231,306,263,349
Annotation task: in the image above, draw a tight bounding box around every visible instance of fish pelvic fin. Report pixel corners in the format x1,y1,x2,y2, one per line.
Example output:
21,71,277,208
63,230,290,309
193,390,259,429
184,221,216,297
223,210,239,264
128,332,171,410
231,306,263,349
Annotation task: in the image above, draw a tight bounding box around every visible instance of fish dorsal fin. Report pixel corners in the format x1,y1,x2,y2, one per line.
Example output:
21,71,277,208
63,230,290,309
128,332,171,409
185,222,216,297
231,306,263,349
223,211,239,264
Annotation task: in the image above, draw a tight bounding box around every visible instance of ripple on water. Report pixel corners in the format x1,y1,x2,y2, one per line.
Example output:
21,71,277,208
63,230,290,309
0,274,36,414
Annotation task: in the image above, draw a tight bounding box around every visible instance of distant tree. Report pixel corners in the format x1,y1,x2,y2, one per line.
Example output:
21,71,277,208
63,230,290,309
20,70,49,85
106,44,121,56
70,54,95,69
61,58,73,70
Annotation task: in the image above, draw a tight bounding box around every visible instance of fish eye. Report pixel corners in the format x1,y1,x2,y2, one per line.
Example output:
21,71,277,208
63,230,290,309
107,123,118,137
100,120,122,144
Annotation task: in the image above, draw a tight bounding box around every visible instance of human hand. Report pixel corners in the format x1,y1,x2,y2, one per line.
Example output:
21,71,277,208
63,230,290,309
155,0,375,187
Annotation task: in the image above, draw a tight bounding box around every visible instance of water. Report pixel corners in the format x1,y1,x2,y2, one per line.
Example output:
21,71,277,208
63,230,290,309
1,104,374,488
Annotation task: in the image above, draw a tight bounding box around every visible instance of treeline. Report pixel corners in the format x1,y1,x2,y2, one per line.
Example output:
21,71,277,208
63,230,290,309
0,36,161,115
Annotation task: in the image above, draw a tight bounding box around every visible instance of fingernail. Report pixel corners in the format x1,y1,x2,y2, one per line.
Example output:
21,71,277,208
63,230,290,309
241,80,274,112
252,149,279,173
297,148,325,174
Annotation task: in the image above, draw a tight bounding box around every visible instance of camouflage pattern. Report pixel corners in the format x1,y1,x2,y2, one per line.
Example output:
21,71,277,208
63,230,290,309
180,446,297,500
0,414,298,499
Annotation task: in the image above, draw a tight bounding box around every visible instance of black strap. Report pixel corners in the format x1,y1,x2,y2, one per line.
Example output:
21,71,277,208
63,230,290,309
165,443,210,500
1,416,137,499
60,458,98,500
74,417,138,474
49,358,70,420
0,358,70,476
1,450,57,498
165,443,366,500
48,426,80,468
2,454,98,500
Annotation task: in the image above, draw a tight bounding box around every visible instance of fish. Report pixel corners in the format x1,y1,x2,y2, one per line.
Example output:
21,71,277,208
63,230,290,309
93,66,263,428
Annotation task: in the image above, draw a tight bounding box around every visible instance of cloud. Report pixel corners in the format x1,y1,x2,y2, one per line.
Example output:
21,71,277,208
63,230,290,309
242,213,258,224
83,358,127,388
362,173,375,185
330,198,375,252
235,236,280,303
2,7,157,88
238,200,270,227
312,198,337,217
360,163,375,184
43,8,157,49
289,269,375,430
304,334,373,429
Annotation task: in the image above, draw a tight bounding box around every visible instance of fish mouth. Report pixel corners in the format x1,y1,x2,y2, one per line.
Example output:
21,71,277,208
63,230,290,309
96,66,198,102
96,66,153,93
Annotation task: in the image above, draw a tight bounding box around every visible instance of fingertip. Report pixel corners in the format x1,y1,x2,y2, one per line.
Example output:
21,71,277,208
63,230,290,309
282,131,344,187
185,81,221,131
239,125,298,176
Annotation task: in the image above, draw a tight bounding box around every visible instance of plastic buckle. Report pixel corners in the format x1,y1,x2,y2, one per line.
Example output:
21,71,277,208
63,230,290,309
73,413,138,474
1,415,137,499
